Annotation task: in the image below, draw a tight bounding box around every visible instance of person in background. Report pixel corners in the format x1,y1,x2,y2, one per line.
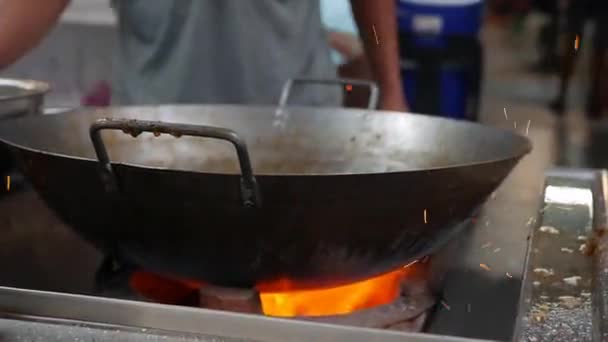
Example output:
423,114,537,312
0,0,407,111
320,0,376,108
529,0,560,74
550,0,607,119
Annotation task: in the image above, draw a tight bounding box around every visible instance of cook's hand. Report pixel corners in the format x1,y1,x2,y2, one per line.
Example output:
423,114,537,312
379,91,409,112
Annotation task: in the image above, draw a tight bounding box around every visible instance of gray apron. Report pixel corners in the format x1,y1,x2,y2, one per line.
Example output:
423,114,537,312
110,0,340,106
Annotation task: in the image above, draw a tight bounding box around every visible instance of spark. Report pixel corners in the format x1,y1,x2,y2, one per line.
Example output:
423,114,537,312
441,300,451,311
423,209,428,224
506,272,513,278
481,242,492,249
5,175,9,191
402,259,419,268
514,121,517,129
480,263,491,271
503,107,508,120
525,120,531,136
493,248,501,253
574,35,580,51
372,25,379,45
345,84,353,92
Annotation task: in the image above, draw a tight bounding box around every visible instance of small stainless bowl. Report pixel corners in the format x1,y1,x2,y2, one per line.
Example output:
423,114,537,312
0,78,50,174
0,78,50,119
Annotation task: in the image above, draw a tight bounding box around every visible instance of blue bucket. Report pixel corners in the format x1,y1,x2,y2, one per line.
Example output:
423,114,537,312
397,0,483,120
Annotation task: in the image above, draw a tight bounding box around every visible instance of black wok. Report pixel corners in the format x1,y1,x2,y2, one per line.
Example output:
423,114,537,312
0,104,531,289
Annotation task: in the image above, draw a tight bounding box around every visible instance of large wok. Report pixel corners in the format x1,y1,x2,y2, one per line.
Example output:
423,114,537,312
0,100,531,289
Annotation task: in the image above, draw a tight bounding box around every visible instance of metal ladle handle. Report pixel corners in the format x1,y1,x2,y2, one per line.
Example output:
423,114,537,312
278,78,379,109
89,118,261,208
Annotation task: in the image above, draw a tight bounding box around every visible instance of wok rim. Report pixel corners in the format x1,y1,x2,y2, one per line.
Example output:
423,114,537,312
0,105,533,177
0,78,50,101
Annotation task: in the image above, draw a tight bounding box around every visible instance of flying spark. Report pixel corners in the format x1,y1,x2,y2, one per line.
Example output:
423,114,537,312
372,25,379,45
503,108,508,120
480,263,491,271
514,121,517,129
402,260,419,268
574,35,580,51
441,300,451,311
5,175,9,191
525,120,531,136
506,272,513,278
423,209,428,224
345,84,353,92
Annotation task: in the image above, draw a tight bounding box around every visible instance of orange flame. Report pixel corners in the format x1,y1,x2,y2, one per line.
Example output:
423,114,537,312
257,265,415,317
129,262,421,317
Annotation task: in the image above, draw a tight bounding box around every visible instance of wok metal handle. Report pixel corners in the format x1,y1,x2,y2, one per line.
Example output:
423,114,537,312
89,118,261,208
278,78,379,109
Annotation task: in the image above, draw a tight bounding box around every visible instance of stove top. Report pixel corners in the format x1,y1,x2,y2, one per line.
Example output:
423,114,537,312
0,168,605,341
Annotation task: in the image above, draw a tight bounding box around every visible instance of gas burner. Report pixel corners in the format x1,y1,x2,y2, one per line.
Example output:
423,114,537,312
195,266,435,332
300,273,434,331
97,257,437,333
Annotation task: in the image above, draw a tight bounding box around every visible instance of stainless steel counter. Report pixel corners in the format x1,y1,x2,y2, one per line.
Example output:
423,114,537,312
512,169,608,341
0,287,482,342
0,317,246,342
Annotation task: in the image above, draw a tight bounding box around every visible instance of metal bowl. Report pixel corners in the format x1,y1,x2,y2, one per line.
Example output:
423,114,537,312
0,78,50,173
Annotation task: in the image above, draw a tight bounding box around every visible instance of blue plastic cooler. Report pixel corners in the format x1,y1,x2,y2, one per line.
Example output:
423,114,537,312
397,0,484,121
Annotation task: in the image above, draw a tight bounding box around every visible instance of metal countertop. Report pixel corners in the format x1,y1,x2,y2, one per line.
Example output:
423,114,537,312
0,286,484,342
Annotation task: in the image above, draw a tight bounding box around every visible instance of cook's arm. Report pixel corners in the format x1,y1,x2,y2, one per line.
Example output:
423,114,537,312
349,0,408,111
0,0,70,69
